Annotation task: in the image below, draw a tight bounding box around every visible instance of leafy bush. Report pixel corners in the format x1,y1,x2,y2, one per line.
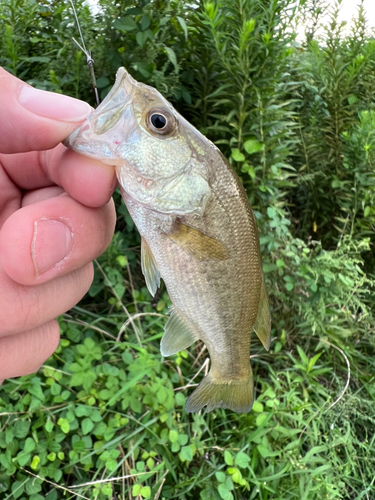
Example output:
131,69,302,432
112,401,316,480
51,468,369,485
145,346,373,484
1,0,375,498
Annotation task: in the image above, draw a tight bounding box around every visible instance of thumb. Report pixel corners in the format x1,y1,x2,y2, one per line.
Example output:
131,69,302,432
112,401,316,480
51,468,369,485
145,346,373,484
0,67,92,154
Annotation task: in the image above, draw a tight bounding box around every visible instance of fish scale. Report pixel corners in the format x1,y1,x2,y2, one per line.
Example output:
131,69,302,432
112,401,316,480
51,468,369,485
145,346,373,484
64,67,271,413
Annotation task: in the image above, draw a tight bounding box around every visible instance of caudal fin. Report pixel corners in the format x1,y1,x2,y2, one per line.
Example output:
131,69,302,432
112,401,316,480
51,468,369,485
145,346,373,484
185,370,253,413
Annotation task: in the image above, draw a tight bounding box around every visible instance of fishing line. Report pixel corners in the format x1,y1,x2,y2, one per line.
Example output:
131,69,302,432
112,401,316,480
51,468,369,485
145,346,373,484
68,0,100,106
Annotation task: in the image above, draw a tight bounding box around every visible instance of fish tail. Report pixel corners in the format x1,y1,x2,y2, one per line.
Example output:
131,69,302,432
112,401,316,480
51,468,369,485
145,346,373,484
185,370,253,413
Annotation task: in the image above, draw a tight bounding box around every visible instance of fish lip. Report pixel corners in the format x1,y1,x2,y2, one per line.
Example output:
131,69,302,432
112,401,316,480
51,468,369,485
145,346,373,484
63,66,137,155
101,66,135,104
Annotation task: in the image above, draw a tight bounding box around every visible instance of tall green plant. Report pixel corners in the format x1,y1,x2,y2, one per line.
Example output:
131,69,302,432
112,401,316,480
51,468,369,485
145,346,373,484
291,0,375,244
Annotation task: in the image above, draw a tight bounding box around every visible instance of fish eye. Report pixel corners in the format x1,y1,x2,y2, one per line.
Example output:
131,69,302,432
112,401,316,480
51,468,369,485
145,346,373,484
146,107,175,136
151,113,167,129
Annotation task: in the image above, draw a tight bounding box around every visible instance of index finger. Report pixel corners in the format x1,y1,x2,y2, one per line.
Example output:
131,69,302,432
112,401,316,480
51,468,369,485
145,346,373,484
0,67,91,154
0,67,116,207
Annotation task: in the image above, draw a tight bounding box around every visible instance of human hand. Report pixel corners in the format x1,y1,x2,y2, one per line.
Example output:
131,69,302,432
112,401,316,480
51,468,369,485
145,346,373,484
0,68,117,382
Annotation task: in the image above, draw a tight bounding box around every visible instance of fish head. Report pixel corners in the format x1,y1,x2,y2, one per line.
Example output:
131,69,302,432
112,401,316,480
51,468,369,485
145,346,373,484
64,67,213,215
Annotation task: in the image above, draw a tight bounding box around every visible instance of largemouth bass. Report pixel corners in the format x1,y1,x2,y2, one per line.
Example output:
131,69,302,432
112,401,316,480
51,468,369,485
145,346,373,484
64,67,271,413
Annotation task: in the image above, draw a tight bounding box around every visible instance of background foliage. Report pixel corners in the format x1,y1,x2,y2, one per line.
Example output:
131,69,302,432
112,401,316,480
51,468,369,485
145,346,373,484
1,0,375,498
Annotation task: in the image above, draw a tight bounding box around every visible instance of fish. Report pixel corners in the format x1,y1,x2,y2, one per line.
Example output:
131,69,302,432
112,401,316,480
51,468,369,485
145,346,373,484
64,67,271,413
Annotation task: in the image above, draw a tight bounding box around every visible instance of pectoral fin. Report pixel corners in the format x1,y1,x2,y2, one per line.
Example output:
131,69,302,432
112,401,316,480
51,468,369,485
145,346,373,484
161,307,200,357
166,222,228,261
253,275,271,350
141,238,161,297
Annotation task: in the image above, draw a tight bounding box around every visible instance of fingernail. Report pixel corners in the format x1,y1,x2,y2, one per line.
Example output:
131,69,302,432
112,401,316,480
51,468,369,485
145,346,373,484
19,85,92,122
31,218,73,276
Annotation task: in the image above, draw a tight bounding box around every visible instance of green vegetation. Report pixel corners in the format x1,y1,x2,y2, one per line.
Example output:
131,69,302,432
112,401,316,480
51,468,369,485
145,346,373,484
1,0,375,498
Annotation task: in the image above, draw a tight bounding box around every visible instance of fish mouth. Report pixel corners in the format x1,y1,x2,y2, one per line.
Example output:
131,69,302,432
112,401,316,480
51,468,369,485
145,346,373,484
63,67,137,163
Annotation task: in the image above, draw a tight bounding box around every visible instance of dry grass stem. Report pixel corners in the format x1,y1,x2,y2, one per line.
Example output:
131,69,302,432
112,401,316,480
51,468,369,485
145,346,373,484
70,471,158,488
153,471,169,500
20,468,91,500
116,313,167,342
321,339,351,412
174,358,209,391
64,316,117,341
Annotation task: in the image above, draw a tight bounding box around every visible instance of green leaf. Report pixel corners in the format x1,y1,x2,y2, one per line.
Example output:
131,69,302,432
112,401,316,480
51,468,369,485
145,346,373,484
136,461,145,472
0,450,11,468
75,406,90,417
12,481,25,499
231,148,245,162
46,491,58,500
58,418,70,434
267,207,276,218
50,383,61,396
30,494,44,500
116,255,127,267
132,484,141,496
218,483,232,500
140,486,151,498
175,392,186,406
106,459,118,471
178,433,188,445
99,389,113,400
45,419,54,433
14,420,31,438
28,383,45,401
17,452,31,466
26,478,42,495
252,401,264,413
177,16,188,39
297,345,309,365
171,442,180,452
31,455,40,470
113,16,137,31
24,437,36,453
235,452,250,468
140,16,151,30
257,444,271,458
136,29,154,47
348,94,358,105
96,77,110,89
215,471,226,482
224,450,233,466
179,445,193,462
5,427,13,444
81,418,94,435
157,386,168,403
164,46,178,71
26,56,51,63
244,139,264,154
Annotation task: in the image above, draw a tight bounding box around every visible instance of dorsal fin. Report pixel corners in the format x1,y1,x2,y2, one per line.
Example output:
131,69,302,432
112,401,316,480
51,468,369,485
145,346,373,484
253,274,271,350
141,237,161,297
165,222,228,261
160,307,200,357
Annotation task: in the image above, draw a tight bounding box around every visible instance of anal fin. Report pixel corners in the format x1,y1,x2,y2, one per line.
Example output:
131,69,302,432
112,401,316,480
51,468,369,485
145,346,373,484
165,221,228,261
141,237,160,297
161,307,200,357
253,274,271,351
185,369,254,413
